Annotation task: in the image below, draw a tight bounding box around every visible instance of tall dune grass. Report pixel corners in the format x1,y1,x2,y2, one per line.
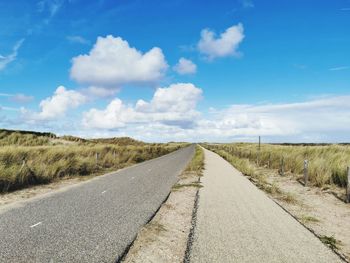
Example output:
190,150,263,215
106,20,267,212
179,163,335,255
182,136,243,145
204,143,350,188
0,144,183,193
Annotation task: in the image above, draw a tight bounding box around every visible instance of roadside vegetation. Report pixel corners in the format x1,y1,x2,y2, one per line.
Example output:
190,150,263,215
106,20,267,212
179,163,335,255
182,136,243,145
184,145,204,174
172,145,204,190
203,143,350,188
0,129,186,193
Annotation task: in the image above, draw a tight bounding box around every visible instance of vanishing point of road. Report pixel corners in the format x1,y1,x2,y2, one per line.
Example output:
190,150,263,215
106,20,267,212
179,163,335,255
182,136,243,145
0,145,195,263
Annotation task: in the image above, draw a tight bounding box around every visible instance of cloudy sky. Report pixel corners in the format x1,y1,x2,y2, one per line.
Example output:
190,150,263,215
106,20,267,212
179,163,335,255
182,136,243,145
0,0,350,142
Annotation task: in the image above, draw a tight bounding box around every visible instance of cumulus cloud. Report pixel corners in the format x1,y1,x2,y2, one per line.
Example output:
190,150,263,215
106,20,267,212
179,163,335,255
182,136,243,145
9,92,350,143
0,39,24,71
22,86,87,121
173,58,197,75
198,24,244,59
70,35,168,88
82,95,350,142
82,83,202,129
82,99,134,129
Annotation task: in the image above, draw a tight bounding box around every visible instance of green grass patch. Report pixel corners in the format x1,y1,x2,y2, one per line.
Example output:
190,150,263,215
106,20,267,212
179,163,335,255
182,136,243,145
172,182,203,191
300,215,320,223
320,235,339,250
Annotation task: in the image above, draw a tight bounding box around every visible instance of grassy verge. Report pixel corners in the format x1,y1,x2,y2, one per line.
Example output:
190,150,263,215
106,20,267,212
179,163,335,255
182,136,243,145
185,145,204,173
203,143,350,188
0,143,185,193
172,145,204,191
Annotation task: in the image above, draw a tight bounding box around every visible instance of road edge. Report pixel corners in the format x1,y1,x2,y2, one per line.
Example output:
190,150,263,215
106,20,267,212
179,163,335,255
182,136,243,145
121,145,203,263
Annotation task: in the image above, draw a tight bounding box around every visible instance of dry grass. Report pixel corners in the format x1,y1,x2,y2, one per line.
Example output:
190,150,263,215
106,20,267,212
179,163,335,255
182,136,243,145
0,130,186,193
185,145,204,174
204,143,350,188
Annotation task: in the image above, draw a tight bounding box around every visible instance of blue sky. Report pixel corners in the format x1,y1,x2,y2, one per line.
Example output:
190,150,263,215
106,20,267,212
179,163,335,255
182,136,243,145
0,0,350,142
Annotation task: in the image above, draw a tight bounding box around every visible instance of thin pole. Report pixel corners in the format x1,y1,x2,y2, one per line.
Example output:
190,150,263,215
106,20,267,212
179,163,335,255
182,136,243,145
304,160,309,187
346,166,350,203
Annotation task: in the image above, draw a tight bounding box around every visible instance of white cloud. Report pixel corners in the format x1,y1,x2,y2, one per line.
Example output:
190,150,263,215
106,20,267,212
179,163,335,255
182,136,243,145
24,86,86,121
192,95,350,142
70,35,168,88
39,86,86,119
67,35,90,45
82,83,202,129
198,24,244,59
173,58,197,75
82,99,133,129
82,95,350,142
0,39,24,71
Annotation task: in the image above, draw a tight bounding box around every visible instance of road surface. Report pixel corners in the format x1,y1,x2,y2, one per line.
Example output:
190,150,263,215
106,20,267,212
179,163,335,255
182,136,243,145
0,145,194,263
188,148,343,263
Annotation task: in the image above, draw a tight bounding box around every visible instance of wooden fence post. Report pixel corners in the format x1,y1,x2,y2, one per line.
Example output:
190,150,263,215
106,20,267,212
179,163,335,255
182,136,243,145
268,153,271,169
280,157,284,176
346,166,350,203
95,152,99,165
304,160,309,187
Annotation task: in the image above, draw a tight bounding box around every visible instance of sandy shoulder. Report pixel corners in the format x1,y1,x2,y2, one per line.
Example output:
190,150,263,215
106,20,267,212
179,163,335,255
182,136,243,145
122,170,200,263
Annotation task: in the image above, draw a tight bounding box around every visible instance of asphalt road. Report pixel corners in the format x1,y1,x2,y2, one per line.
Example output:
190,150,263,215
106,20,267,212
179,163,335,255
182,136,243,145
0,145,194,263
189,148,343,263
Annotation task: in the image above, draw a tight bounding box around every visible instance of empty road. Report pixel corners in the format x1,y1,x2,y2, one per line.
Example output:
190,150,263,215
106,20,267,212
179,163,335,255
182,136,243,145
0,145,194,263
189,148,343,263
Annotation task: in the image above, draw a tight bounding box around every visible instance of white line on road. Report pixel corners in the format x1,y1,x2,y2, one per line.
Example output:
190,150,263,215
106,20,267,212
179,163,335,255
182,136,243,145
101,190,107,194
30,222,42,228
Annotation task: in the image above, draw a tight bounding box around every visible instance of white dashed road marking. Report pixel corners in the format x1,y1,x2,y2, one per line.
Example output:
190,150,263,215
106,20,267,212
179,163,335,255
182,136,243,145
30,222,42,228
101,190,107,194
